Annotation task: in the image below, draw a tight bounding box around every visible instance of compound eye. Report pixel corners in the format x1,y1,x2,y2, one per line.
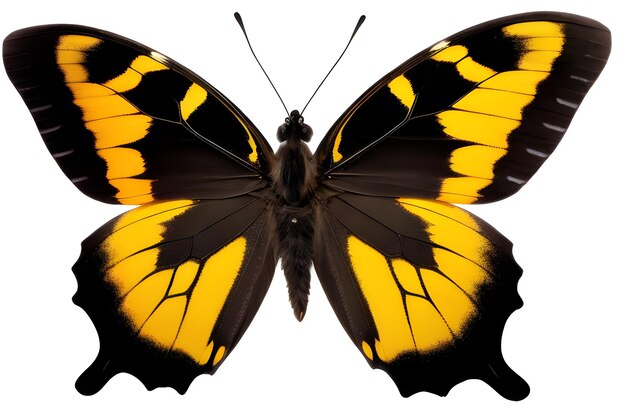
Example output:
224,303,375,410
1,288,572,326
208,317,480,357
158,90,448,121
284,117,291,125
298,116,304,125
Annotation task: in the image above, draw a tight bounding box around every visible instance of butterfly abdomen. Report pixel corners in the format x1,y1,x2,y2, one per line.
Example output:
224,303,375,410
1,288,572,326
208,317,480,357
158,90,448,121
275,205,315,321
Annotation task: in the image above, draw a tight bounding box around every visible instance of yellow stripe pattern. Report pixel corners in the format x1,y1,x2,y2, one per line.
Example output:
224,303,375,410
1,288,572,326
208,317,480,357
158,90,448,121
55,34,261,203
431,22,565,203
104,55,168,93
56,35,169,204
102,200,246,366
350,198,492,362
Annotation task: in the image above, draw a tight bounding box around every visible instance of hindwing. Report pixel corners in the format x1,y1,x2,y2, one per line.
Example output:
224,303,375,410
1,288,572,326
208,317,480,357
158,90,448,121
316,12,611,203
314,190,527,399
72,195,276,394
3,25,274,204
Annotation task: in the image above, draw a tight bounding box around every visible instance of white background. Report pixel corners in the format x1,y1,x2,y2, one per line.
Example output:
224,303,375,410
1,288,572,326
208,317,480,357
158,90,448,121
1,0,624,415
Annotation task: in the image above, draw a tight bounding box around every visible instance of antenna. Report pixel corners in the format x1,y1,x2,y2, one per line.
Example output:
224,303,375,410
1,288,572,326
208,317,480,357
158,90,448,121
234,12,289,116
301,15,366,115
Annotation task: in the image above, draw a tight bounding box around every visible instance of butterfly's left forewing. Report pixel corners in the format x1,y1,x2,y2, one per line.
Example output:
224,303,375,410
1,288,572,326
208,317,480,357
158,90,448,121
3,25,274,204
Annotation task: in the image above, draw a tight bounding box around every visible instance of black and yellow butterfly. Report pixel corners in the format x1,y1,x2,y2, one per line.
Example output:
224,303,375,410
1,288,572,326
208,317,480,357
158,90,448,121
2,11,610,400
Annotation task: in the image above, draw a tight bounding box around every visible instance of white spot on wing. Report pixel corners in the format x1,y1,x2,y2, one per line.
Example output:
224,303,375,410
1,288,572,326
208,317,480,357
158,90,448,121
40,125,62,135
571,75,591,83
18,85,38,92
71,176,88,183
556,97,579,109
506,176,526,185
150,51,168,65
526,148,549,158
52,149,75,158
30,104,52,113
543,122,566,133
430,40,450,52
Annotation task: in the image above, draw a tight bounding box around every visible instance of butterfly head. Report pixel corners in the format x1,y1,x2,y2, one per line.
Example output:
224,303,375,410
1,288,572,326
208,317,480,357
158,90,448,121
277,110,313,143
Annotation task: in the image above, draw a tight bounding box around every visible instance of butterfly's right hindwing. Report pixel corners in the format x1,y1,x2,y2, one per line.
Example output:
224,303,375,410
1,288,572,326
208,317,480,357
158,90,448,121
314,191,527,399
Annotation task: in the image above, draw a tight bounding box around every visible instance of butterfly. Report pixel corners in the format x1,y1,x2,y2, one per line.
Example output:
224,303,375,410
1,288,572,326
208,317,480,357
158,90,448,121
2,11,610,400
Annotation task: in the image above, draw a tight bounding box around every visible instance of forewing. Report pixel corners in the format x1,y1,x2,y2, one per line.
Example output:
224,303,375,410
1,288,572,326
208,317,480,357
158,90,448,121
313,190,527,399
72,196,276,394
316,12,610,203
3,25,274,204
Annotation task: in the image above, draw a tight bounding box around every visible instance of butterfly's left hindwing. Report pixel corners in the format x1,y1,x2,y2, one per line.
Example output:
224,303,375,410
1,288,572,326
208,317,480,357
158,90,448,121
72,196,276,394
314,190,527,399
3,25,274,204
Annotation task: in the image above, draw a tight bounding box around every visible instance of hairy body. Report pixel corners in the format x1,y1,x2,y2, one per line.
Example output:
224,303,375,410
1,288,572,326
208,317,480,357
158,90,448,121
271,110,317,320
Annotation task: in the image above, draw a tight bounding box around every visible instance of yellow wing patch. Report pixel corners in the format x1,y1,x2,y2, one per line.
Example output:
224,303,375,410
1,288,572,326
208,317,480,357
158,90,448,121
332,118,349,163
87,115,152,149
453,89,534,120
349,198,495,362
101,201,247,365
433,21,565,203
432,45,497,83
97,148,146,179
104,55,168,93
349,234,480,361
348,235,416,361
56,35,161,204
387,75,416,110
455,57,497,83
232,113,259,164
181,83,208,121
432,44,468,63
171,237,245,364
